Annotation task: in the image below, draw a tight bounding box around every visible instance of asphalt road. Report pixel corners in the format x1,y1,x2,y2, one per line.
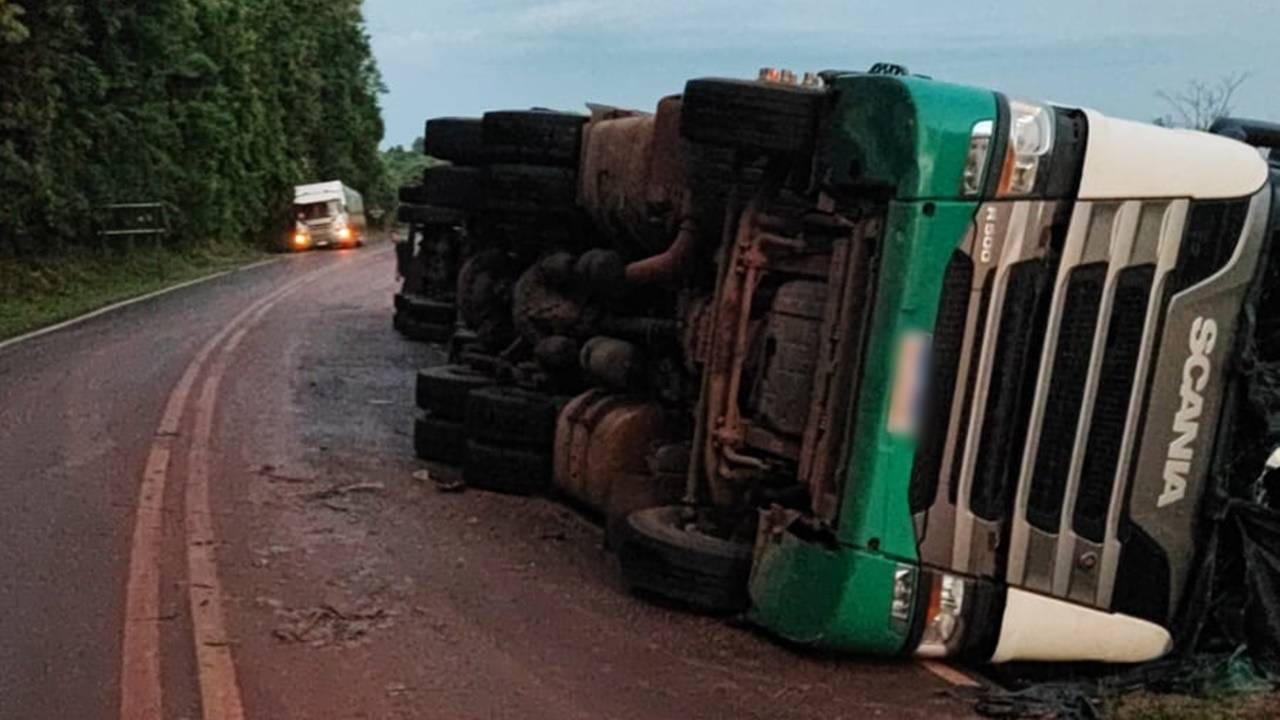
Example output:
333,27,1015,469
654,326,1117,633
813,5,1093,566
0,243,978,719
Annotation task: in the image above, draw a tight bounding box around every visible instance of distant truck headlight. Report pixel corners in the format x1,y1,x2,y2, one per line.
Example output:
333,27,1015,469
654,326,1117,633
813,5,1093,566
293,232,309,247
337,226,353,241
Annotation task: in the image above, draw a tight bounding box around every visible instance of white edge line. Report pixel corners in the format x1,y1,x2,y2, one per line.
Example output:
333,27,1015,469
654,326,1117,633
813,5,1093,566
0,256,283,355
919,660,983,688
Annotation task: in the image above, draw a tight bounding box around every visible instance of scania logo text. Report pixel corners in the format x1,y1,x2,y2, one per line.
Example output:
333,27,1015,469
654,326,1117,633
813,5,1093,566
1159,316,1218,508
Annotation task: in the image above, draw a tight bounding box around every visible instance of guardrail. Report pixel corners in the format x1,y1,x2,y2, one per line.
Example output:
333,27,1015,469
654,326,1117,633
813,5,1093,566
95,203,171,250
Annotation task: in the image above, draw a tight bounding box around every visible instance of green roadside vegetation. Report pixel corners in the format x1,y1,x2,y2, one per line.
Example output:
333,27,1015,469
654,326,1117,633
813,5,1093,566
0,1,391,254
0,0,390,340
383,138,439,193
0,240,267,340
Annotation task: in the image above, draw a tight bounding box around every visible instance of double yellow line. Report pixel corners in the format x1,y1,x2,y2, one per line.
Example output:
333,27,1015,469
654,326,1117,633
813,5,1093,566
119,249,387,720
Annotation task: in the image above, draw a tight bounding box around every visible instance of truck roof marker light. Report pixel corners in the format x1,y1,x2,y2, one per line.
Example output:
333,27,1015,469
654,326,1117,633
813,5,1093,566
757,67,799,85
917,573,967,658
998,100,1055,196
801,72,824,88
962,120,995,197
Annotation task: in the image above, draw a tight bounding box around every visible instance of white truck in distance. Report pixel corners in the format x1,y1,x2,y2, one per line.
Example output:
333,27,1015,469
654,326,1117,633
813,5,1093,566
291,181,366,250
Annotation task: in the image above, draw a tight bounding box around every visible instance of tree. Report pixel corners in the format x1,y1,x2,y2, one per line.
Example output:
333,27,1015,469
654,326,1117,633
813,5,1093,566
0,1,28,43
382,138,435,198
1156,72,1250,130
0,0,388,255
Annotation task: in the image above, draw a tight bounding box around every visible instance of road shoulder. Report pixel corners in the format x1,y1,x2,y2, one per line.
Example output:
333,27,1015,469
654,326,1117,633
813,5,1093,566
0,241,273,344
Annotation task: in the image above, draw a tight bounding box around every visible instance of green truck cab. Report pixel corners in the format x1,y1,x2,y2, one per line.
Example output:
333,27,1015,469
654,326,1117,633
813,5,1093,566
620,69,1279,664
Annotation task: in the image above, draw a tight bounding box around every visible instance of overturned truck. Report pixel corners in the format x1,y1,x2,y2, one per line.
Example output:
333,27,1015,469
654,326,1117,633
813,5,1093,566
394,67,1280,665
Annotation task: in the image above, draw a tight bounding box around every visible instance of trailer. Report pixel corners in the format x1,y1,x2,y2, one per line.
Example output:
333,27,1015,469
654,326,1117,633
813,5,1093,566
396,68,1280,666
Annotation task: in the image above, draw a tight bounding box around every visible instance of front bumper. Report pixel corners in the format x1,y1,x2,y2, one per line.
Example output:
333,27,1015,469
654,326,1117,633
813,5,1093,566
749,518,1173,663
748,520,909,655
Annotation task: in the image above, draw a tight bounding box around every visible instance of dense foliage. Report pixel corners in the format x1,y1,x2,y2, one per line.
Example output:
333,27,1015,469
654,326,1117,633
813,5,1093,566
0,0,389,255
382,137,438,202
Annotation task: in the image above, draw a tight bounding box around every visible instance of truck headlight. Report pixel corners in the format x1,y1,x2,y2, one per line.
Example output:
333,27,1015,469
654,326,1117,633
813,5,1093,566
961,120,994,196
337,226,353,241
293,232,309,247
916,572,968,658
999,99,1055,196
891,565,917,633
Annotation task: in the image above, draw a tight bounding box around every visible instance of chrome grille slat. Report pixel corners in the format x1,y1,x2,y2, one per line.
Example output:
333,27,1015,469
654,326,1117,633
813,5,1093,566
950,201,1057,576
1096,201,1187,607
1074,264,1156,543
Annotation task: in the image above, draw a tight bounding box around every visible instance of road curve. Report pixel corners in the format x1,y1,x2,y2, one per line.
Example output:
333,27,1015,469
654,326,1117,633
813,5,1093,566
0,243,978,719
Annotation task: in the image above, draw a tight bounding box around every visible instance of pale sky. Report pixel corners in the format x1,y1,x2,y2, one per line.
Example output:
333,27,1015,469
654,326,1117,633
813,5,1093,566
365,0,1280,148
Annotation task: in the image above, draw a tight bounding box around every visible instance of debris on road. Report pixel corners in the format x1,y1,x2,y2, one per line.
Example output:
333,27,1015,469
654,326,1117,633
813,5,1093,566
253,464,319,485
412,468,465,493
305,482,386,501
272,602,391,647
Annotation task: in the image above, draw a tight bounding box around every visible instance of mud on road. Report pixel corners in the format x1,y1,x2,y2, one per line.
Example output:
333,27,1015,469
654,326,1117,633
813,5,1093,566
209,250,979,719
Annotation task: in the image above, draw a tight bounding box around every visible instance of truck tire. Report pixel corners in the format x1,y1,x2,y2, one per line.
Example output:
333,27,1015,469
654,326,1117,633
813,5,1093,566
423,166,484,210
402,294,456,325
424,117,485,165
613,506,754,614
416,365,493,420
463,440,552,496
399,184,429,205
456,250,517,348
396,203,466,227
687,144,766,207
414,413,466,464
464,386,563,450
469,210,584,249
485,164,578,214
395,312,453,344
681,78,828,156
482,110,587,167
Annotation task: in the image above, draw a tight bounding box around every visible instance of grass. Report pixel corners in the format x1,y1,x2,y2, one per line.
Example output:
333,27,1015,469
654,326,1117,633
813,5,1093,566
1110,690,1279,719
0,239,269,340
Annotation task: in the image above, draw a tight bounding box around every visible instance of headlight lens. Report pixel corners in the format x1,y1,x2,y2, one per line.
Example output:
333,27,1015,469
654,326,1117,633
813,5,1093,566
916,572,968,658
293,232,308,246
891,565,917,632
999,100,1055,196
961,120,994,196
338,226,353,241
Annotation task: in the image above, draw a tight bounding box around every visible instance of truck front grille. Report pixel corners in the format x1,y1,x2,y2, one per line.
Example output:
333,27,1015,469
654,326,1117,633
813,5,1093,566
914,194,1263,620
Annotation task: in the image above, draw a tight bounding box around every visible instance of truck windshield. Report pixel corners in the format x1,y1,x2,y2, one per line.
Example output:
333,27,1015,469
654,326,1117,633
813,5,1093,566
295,201,339,220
